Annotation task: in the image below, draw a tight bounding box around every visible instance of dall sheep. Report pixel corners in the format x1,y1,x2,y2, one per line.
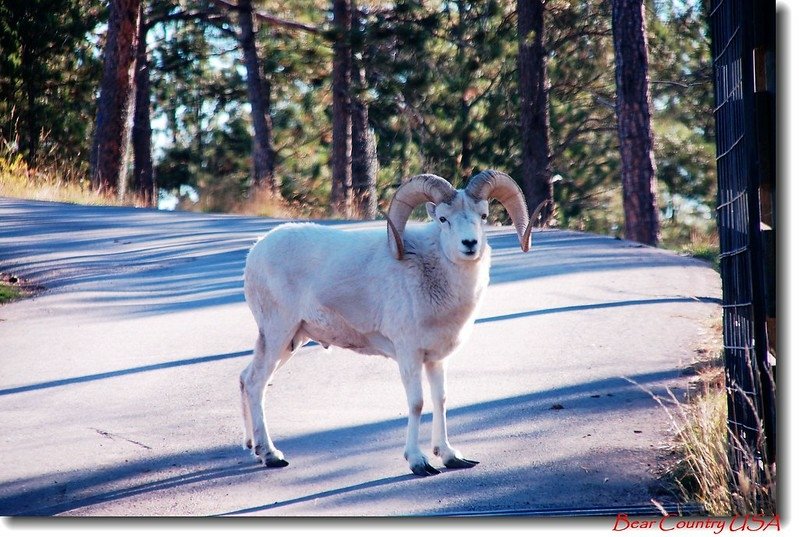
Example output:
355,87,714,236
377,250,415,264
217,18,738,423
240,170,542,476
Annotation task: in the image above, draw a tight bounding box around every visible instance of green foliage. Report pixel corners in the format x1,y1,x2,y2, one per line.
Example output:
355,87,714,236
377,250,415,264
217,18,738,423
260,3,333,210
0,0,103,167
0,0,717,239
547,0,619,230
361,0,439,184
148,0,334,213
156,111,252,211
0,281,22,304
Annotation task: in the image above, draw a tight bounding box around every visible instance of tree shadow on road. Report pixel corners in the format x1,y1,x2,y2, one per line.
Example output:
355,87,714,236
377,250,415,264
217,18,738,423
218,474,420,516
0,368,688,516
0,293,718,398
0,199,718,516
0,350,253,396
0,199,718,320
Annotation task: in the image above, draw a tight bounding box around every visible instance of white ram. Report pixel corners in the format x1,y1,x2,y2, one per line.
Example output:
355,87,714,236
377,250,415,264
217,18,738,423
240,170,541,476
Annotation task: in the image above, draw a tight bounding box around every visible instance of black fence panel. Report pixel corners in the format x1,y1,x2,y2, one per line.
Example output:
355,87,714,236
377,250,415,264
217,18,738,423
708,0,776,467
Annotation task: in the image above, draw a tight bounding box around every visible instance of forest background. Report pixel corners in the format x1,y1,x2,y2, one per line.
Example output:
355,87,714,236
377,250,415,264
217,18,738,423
0,0,717,255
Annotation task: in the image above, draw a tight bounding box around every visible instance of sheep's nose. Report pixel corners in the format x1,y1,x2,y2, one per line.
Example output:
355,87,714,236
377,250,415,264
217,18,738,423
462,239,478,249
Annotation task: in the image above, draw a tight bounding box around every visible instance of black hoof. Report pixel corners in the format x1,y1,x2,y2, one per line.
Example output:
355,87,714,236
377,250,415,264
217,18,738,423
411,462,441,477
254,445,289,468
443,457,479,469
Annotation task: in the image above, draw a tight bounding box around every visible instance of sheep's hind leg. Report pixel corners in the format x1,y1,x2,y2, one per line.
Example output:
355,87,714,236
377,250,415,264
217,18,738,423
240,328,293,468
425,360,479,469
398,354,440,476
240,363,254,451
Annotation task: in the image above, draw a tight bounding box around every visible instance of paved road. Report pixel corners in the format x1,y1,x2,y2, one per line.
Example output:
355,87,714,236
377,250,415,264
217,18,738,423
0,197,720,517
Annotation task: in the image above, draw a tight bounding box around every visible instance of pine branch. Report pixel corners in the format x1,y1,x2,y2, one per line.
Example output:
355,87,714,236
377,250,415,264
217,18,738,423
149,11,238,39
552,119,616,160
650,79,706,89
207,0,321,35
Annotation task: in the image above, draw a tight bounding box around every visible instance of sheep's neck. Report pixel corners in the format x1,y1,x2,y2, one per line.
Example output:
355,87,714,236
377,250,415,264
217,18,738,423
414,237,488,315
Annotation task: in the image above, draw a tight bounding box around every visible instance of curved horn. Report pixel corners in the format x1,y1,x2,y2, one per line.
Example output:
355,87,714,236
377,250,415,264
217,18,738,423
465,169,541,252
387,174,457,259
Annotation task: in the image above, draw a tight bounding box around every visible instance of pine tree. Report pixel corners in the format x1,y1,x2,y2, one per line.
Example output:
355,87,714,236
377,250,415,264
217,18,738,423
517,0,552,222
330,0,353,217
237,0,277,195
132,2,155,206
611,0,659,245
0,0,102,168
350,0,377,219
90,0,142,196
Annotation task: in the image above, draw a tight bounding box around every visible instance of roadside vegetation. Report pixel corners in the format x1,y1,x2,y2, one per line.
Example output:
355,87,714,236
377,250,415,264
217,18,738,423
660,223,720,272
0,147,137,208
0,142,316,219
0,282,21,304
660,318,776,515
0,275,24,304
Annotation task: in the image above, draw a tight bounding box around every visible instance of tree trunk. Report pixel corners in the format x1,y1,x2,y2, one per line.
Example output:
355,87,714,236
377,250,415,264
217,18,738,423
611,0,659,245
330,0,353,217
351,112,377,219
90,0,141,197
132,4,155,207
454,0,471,186
21,44,39,164
458,96,472,186
517,0,553,223
238,0,276,194
350,1,377,220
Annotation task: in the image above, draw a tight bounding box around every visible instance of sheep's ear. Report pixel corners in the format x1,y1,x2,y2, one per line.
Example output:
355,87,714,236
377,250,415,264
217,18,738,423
425,202,436,220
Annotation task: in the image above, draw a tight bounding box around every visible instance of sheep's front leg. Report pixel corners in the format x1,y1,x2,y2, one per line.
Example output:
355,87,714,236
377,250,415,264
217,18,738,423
425,360,479,469
398,355,440,476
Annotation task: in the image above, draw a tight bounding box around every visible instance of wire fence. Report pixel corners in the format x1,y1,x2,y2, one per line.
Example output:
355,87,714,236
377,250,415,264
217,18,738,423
708,0,776,470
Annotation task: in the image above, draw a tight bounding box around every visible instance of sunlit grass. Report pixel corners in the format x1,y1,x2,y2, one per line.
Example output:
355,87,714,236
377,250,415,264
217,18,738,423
0,152,142,207
0,137,156,207
665,377,776,515
0,151,336,218
0,282,22,304
657,317,776,515
229,184,329,220
660,221,720,271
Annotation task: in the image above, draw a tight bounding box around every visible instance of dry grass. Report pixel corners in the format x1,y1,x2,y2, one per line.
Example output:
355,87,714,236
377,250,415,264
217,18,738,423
0,152,148,208
0,155,356,220
661,223,720,272
666,384,776,515
682,229,721,272
658,317,777,516
231,186,326,220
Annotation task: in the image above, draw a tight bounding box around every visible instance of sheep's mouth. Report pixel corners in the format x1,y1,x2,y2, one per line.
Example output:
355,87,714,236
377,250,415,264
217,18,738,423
460,248,479,258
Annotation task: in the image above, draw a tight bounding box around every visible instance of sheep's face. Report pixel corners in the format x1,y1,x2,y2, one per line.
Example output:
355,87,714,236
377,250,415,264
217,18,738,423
426,192,490,264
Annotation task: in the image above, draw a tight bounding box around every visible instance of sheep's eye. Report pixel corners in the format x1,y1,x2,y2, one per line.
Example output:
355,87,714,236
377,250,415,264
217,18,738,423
438,216,447,223
481,213,488,220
